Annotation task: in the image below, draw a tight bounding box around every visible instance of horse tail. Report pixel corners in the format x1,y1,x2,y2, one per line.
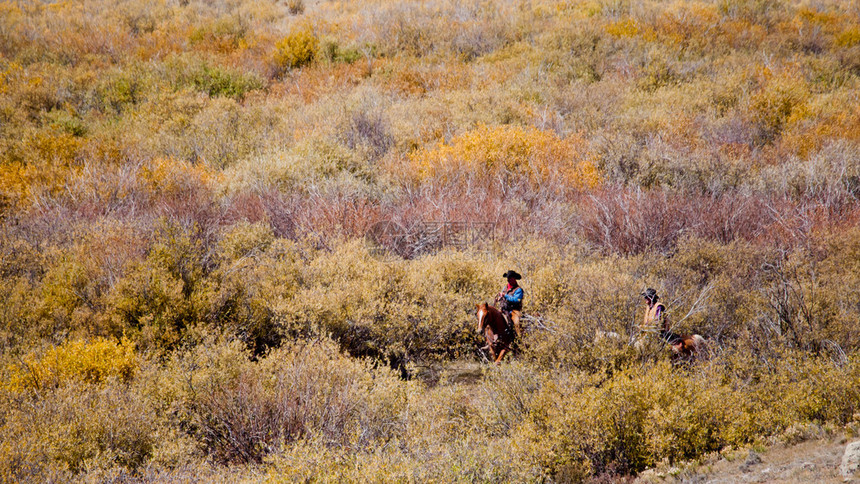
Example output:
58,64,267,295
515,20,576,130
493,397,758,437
691,334,707,358
594,329,617,341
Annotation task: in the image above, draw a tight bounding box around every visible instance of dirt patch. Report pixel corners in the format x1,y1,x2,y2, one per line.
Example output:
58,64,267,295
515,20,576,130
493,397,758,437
637,435,858,484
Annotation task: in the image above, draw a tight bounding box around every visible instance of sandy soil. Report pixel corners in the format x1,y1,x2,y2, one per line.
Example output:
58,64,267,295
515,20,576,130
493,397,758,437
637,435,858,484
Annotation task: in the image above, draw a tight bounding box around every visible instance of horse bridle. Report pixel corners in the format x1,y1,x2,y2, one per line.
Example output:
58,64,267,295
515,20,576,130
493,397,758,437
476,307,487,332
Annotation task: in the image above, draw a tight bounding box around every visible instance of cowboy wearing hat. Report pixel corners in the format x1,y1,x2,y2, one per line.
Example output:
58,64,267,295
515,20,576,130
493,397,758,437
496,270,524,339
640,288,683,353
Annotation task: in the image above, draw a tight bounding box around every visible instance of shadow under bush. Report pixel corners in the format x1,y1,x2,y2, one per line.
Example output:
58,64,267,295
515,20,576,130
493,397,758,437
173,337,411,464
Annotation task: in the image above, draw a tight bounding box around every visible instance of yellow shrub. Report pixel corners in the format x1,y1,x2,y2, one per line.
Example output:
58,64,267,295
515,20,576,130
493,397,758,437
0,61,21,95
218,221,275,261
170,337,412,464
648,3,720,51
836,26,860,47
512,355,860,479
274,23,318,72
29,129,81,164
0,379,156,478
0,161,32,207
189,15,249,53
605,19,639,38
747,68,809,145
6,337,137,392
411,124,600,188
795,7,840,29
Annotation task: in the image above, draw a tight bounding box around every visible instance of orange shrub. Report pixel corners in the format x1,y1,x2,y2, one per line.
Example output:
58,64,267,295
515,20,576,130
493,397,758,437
141,157,218,196
0,129,83,206
648,3,720,52
779,102,860,157
719,18,768,50
411,124,600,189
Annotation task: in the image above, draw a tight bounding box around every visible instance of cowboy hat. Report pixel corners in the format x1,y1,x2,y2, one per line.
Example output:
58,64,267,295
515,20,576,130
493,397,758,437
502,270,522,280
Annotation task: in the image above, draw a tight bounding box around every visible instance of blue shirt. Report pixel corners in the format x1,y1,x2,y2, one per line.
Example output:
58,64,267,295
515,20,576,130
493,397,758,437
504,287,524,303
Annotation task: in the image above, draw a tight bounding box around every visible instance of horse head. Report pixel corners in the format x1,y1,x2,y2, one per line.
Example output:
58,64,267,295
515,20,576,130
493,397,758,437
476,302,489,333
475,301,512,365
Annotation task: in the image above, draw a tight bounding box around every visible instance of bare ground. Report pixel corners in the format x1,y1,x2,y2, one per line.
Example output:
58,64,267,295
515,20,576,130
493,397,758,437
637,435,858,484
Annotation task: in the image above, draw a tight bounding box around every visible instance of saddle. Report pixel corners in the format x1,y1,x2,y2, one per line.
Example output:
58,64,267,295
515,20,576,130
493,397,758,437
499,306,520,340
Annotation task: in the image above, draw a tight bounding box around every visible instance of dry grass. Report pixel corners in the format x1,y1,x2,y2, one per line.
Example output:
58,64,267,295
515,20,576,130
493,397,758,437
1,0,860,481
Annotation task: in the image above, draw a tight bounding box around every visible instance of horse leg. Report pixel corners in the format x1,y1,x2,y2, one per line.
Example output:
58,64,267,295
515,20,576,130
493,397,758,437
668,344,680,364
671,337,699,363
494,347,508,365
669,341,688,364
487,340,497,362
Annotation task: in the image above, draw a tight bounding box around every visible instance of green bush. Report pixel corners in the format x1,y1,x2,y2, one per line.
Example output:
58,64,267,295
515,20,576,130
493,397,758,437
97,69,148,114
320,38,363,64
107,223,205,352
188,64,263,100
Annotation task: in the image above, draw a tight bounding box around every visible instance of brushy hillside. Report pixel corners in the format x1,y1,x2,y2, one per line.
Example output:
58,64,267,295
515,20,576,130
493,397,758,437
1,0,860,481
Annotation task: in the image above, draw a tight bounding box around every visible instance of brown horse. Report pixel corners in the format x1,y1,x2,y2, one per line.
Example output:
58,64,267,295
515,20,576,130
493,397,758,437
475,302,514,364
635,330,707,363
665,332,707,363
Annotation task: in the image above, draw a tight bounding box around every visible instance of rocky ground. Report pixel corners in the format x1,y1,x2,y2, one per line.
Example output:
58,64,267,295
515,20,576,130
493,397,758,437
637,435,859,484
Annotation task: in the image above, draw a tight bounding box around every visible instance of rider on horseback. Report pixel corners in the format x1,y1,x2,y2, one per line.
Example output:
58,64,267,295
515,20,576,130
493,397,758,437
496,270,524,339
640,288,684,354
